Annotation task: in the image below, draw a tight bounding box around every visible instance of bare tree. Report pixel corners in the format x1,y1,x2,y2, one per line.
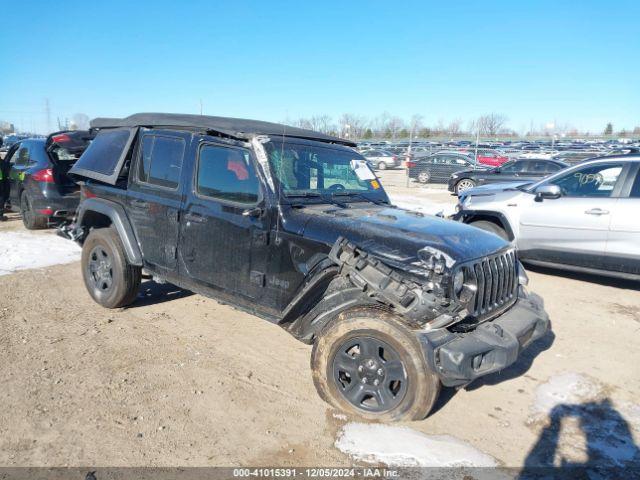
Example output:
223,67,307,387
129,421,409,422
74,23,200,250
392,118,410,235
387,116,404,140
339,113,368,139
447,119,462,136
475,113,508,136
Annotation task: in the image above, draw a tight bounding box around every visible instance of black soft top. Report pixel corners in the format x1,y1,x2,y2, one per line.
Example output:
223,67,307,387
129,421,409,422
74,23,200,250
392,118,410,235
90,113,355,147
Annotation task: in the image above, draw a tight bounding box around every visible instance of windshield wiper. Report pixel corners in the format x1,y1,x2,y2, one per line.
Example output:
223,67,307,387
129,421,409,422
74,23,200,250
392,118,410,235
284,192,322,199
284,192,347,208
332,191,387,206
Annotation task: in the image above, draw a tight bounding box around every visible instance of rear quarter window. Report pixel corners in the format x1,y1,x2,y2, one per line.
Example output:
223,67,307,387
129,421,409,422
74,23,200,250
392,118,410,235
70,128,136,184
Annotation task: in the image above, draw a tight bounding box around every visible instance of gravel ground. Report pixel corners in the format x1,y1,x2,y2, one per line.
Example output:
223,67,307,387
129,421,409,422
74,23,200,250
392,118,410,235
0,172,638,472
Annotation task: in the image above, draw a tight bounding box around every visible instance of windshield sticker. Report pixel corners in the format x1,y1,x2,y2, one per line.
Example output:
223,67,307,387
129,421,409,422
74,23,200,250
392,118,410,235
574,172,603,186
350,159,376,180
370,179,381,190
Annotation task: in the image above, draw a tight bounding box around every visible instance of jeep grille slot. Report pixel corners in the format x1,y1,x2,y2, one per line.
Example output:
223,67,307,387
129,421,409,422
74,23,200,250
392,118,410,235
470,250,518,319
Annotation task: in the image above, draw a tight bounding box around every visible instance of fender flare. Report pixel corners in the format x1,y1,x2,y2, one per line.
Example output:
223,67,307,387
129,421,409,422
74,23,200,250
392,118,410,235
456,209,515,241
76,198,143,266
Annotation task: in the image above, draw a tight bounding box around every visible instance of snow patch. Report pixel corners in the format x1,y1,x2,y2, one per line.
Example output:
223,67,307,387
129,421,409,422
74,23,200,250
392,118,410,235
528,373,640,468
335,422,497,467
389,194,457,217
531,373,604,416
0,231,81,276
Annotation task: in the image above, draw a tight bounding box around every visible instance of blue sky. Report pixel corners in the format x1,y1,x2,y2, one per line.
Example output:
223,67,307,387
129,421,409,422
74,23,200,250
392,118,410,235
1,0,638,134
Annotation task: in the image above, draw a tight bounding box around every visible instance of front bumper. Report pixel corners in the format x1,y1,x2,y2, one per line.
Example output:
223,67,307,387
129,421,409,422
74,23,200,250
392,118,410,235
419,289,550,387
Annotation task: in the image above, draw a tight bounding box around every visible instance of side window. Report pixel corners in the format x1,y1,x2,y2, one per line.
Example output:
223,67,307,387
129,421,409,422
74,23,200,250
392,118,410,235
549,163,624,197
527,161,549,174
196,145,260,204
137,135,185,189
501,161,525,173
545,162,564,173
13,145,30,166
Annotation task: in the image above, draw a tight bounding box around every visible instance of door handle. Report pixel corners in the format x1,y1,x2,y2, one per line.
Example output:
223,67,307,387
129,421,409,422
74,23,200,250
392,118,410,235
184,212,205,224
585,208,609,215
131,199,148,208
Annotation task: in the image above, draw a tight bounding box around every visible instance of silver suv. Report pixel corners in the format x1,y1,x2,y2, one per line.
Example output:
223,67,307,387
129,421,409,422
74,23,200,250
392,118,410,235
454,155,640,280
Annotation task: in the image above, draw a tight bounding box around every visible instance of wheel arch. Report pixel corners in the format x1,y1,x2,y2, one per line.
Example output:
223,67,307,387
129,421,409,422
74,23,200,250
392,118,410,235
76,198,143,266
460,210,515,241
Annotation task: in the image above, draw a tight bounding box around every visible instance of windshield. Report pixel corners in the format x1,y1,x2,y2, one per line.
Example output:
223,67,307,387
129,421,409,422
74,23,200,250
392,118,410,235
265,140,387,200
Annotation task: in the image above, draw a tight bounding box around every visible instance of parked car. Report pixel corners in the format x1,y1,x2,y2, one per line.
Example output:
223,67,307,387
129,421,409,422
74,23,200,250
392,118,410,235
551,151,600,165
448,159,568,195
61,113,548,421
407,152,479,184
1,131,93,229
459,148,509,167
454,155,640,280
361,149,400,170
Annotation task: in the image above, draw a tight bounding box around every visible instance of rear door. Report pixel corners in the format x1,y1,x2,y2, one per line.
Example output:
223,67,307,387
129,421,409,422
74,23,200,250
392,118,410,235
518,161,627,269
178,140,267,300
127,129,189,274
8,142,32,205
603,162,640,275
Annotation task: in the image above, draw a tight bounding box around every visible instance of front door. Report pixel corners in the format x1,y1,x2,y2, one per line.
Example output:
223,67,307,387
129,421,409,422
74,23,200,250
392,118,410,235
127,130,189,274
178,141,267,300
604,163,640,275
7,143,31,206
518,161,626,269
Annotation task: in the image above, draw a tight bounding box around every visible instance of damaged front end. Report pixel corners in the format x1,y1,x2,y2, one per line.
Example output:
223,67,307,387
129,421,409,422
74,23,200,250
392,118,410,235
328,237,550,387
328,237,516,331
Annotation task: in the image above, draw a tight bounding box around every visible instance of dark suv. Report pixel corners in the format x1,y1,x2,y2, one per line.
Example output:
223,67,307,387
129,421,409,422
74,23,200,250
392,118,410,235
1,131,93,228
63,113,549,421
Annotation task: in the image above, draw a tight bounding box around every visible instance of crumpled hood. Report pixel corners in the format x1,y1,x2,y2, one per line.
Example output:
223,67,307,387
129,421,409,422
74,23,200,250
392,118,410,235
290,204,509,269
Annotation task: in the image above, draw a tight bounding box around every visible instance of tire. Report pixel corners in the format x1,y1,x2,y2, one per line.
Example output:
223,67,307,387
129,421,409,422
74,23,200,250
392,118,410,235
455,179,476,194
81,227,141,308
469,220,508,241
417,171,431,184
377,161,387,170
311,308,440,422
20,191,48,230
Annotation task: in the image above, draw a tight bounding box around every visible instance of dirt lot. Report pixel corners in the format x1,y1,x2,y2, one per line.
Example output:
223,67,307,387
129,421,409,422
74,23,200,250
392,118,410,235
0,171,639,472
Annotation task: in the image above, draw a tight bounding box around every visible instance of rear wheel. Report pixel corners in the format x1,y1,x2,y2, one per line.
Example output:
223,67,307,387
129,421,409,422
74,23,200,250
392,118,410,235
311,309,440,422
455,179,476,194
377,161,387,170
20,191,48,230
469,220,508,240
417,171,431,184
82,227,141,308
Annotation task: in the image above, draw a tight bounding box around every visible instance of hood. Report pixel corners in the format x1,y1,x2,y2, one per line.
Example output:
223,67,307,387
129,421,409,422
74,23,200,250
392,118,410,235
288,204,509,270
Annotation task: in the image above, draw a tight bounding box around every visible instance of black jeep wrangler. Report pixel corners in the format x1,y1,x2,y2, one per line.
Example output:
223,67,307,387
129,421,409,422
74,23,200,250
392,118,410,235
63,113,549,421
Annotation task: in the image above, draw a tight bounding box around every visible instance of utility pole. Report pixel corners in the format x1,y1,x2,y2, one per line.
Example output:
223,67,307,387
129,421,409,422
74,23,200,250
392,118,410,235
199,99,203,115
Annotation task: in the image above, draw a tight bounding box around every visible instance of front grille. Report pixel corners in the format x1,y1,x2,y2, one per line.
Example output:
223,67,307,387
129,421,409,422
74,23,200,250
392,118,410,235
467,250,518,319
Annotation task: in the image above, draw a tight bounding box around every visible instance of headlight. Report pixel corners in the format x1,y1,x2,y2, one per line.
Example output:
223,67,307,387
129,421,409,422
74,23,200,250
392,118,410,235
453,270,465,295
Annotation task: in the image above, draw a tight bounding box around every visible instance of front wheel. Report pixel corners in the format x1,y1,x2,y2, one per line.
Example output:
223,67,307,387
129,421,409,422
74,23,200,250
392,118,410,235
82,227,141,308
455,179,476,194
311,309,440,422
377,161,387,170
